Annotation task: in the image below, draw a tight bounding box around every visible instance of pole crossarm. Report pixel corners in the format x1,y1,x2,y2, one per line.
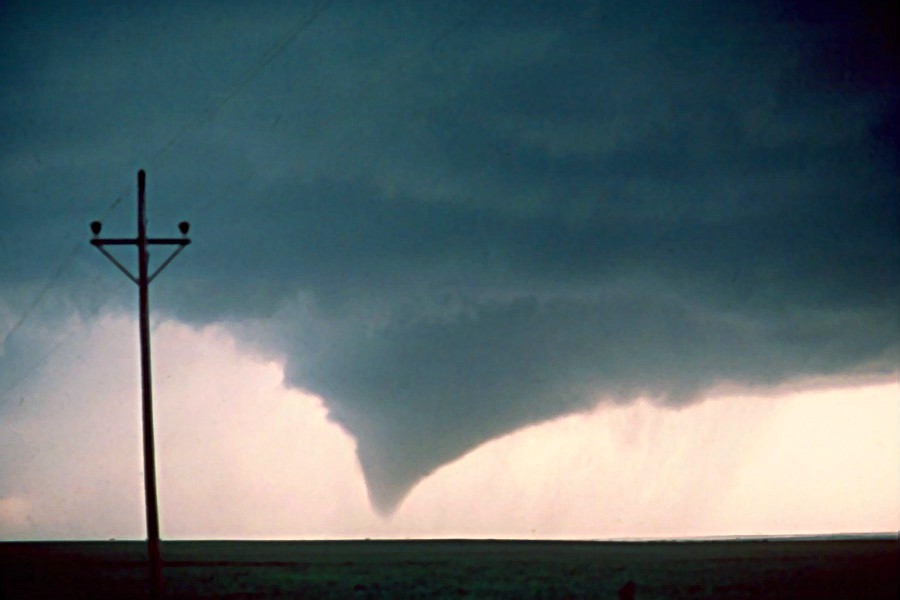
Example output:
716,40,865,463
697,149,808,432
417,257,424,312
92,238,190,247
147,238,191,246
91,230,191,284
91,238,138,245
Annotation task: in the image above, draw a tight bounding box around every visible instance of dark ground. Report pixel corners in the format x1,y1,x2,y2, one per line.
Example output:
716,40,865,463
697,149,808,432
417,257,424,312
1,538,897,599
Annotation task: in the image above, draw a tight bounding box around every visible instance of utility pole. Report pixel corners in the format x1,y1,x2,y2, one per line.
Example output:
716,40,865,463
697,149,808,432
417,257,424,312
90,170,190,600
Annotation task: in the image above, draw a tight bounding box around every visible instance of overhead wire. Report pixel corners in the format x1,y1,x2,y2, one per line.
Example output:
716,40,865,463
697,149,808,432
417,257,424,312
2,1,486,402
193,1,489,215
0,1,335,400
0,179,135,353
149,0,334,171
0,277,125,399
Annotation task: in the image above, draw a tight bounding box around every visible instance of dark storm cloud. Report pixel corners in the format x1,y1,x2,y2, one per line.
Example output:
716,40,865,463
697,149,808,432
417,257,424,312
2,1,897,512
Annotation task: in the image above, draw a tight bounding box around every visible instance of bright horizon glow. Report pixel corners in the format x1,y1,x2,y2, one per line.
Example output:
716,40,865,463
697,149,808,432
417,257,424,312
1,314,897,540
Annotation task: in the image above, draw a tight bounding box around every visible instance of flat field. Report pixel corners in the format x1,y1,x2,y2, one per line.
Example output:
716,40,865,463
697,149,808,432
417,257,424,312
1,538,897,599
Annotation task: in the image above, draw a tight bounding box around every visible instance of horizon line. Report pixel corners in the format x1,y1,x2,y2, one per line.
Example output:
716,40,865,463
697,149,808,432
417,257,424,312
4,531,898,544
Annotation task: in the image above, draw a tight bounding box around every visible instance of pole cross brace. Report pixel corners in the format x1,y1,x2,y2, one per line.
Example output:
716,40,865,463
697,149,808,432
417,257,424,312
91,235,191,285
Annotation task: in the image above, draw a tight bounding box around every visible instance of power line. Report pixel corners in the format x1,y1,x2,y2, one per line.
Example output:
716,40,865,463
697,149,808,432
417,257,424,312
149,0,334,170
0,1,333,353
2,1,479,389
0,181,138,358
193,1,487,215
0,271,139,401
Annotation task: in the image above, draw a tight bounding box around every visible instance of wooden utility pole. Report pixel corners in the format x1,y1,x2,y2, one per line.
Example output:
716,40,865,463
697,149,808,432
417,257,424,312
90,170,191,599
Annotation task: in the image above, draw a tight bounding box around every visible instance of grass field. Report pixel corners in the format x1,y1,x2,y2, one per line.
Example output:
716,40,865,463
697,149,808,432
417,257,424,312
1,538,897,599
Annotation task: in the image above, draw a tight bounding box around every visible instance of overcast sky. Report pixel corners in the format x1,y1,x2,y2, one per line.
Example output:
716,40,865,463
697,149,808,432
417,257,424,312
1,0,898,539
